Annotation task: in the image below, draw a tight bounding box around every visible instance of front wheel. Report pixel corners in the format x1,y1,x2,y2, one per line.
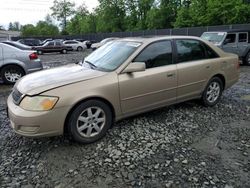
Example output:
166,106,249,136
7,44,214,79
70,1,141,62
67,100,113,144
201,77,223,107
244,52,250,66
62,49,67,54
0,65,25,84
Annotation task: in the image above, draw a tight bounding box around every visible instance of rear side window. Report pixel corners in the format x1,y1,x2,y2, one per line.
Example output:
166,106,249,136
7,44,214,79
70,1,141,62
176,39,206,63
238,33,248,43
134,41,173,68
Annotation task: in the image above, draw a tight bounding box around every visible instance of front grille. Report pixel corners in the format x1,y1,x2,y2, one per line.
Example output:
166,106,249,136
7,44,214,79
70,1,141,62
12,88,23,105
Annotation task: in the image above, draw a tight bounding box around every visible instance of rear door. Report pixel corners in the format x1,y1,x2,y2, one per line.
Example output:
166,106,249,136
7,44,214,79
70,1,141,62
175,39,220,102
237,32,248,57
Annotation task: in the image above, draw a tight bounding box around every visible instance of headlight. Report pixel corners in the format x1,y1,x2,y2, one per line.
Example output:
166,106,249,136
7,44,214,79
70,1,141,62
20,96,59,111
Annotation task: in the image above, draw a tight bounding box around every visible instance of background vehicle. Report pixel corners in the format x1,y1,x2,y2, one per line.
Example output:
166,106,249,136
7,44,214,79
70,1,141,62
7,36,239,143
32,41,73,55
0,43,42,84
91,38,119,50
201,29,250,65
1,41,32,50
63,40,87,51
17,38,42,46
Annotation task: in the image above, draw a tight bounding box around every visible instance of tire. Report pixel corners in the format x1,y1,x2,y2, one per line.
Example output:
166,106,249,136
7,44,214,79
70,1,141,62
0,65,25,84
77,46,83,51
201,77,223,107
244,52,250,66
62,49,67,54
67,100,113,144
37,50,43,55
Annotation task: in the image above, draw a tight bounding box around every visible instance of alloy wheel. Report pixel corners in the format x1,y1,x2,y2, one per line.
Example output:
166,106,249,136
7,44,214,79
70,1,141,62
76,107,106,138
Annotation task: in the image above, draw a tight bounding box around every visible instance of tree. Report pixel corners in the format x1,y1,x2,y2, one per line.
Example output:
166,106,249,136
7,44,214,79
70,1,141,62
21,24,37,36
8,22,14,31
96,0,126,32
21,21,59,37
51,0,75,30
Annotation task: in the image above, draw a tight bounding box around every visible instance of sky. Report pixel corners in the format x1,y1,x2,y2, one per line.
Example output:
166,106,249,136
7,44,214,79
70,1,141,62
0,0,99,29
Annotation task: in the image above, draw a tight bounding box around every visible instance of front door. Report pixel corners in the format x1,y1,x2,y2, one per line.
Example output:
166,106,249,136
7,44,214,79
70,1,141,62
222,33,238,55
118,40,177,115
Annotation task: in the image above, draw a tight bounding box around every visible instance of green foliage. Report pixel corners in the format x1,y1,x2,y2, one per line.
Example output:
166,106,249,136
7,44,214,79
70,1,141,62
21,0,250,36
175,0,250,27
51,0,75,29
21,22,59,37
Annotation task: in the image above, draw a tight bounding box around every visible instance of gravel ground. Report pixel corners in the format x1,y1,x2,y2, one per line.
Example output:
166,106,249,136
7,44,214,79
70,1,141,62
0,52,250,188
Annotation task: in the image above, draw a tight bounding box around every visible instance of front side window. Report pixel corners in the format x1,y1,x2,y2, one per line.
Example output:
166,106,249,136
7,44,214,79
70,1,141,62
176,40,206,63
134,41,173,68
46,42,54,46
84,41,141,72
55,42,61,46
238,33,248,43
225,34,236,43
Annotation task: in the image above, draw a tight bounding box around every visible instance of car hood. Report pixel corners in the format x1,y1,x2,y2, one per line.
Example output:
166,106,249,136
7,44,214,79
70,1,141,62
16,64,107,95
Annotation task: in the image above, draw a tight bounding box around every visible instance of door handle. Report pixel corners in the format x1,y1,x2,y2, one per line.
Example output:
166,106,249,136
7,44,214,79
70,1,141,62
167,73,175,77
205,65,210,69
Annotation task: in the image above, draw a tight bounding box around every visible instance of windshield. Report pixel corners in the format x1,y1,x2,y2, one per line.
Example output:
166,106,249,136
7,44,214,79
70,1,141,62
201,32,226,43
84,41,141,72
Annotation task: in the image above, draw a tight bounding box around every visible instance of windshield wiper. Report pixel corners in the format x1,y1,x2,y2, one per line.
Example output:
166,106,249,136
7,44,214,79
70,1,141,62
85,60,97,69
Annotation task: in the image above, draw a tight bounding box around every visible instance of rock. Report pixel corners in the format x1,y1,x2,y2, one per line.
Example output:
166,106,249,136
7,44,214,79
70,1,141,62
125,162,130,166
182,159,188,164
105,158,112,163
165,181,174,188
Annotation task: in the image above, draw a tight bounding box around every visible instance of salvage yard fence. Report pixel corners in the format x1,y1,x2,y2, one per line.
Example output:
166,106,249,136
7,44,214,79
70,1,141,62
12,23,250,42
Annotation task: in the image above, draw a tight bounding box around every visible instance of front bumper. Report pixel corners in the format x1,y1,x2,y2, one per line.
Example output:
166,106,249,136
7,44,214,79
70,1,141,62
7,95,69,138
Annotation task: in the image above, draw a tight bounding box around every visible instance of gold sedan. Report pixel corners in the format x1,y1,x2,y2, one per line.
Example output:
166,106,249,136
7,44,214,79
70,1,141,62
7,36,239,143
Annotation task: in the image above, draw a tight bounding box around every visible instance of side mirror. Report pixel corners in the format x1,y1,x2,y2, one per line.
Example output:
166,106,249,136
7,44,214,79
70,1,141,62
223,38,231,45
122,62,146,73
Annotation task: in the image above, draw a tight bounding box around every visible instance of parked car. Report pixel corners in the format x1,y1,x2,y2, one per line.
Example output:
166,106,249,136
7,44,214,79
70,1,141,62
32,41,73,55
0,43,42,84
7,36,239,143
63,40,87,51
17,38,42,46
91,38,119,50
1,41,32,50
201,29,250,65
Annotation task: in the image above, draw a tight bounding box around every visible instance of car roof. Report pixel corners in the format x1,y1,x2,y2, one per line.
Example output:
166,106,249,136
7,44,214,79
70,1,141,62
118,35,202,43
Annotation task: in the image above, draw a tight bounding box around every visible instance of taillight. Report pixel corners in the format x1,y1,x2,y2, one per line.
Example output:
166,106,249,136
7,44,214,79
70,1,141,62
29,53,38,60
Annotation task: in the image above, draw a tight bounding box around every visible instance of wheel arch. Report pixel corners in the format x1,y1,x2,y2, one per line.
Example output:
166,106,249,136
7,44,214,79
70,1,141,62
63,96,116,134
211,73,226,90
0,63,26,75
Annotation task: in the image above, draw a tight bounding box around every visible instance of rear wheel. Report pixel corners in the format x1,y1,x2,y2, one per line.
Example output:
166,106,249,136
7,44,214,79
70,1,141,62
67,100,113,144
77,46,83,51
0,65,25,84
244,52,250,66
201,77,223,107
